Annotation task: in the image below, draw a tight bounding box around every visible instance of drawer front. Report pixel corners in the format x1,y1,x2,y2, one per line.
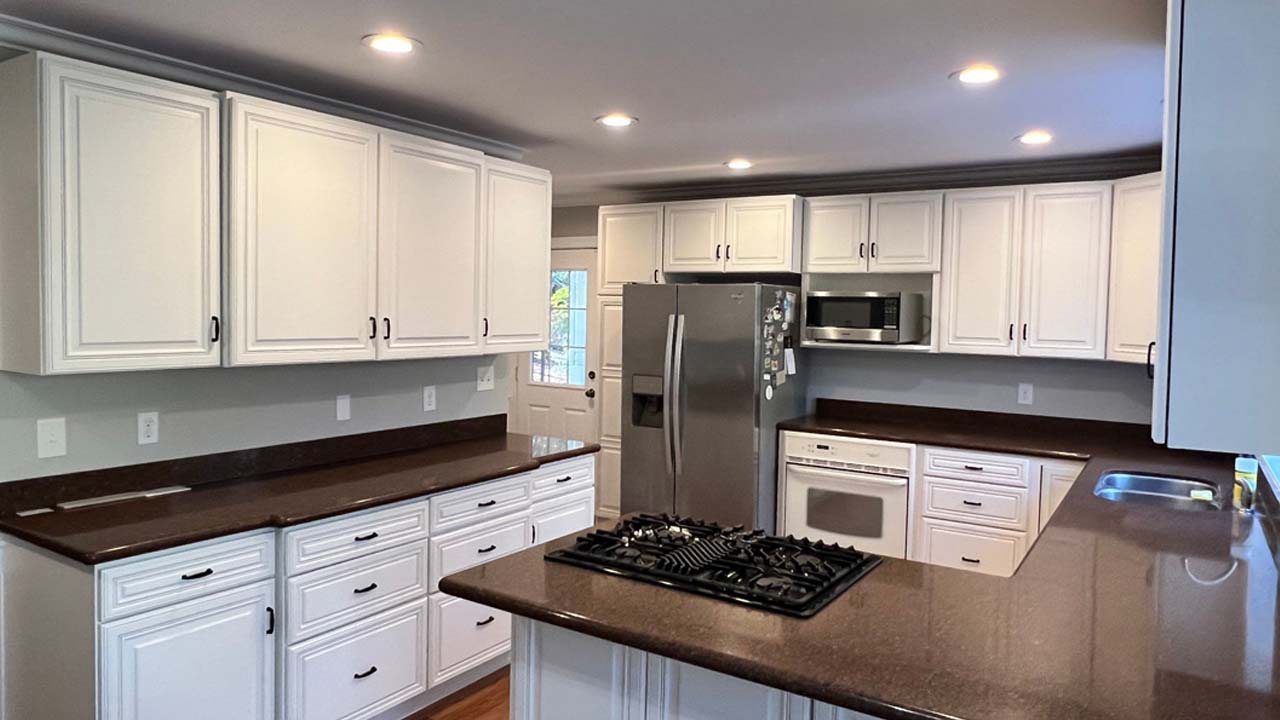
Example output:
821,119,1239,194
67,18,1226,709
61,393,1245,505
285,500,430,576
922,476,1031,531
100,531,275,622
286,541,430,643
531,488,596,546
920,517,1026,577
430,474,531,534
428,592,512,687
922,447,1031,488
529,455,596,502
430,514,530,590
285,598,429,720
783,432,914,473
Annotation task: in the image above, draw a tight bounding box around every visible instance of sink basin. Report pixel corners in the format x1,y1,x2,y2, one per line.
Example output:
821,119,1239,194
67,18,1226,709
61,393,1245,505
1093,472,1225,511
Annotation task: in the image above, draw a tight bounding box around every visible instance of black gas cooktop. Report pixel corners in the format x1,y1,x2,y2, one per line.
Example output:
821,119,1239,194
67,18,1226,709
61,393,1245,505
545,514,880,617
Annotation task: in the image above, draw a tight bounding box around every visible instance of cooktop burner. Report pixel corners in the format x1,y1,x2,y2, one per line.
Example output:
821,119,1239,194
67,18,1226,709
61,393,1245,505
545,514,881,617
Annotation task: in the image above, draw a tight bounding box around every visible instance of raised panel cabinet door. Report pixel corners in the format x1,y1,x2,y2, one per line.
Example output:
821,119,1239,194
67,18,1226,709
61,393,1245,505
598,204,664,294
868,191,943,273
939,188,1022,355
812,704,879,720
1019,183,1112,359
1039,460,1085,531
803,195,870,272
510,619,645,720
100,580,275,720
227,94,379,365
483,158,552,352
663,199,726,272
377,132,485,359
646,656,789,720
42,56,221,373
724,196,801,272
1106,173,1163,363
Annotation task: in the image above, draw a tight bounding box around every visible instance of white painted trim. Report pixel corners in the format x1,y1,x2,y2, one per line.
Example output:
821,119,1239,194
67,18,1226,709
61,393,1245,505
552,235,597,250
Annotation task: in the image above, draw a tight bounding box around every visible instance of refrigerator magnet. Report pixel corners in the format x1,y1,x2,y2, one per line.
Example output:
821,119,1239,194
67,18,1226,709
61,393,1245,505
765,385,774,400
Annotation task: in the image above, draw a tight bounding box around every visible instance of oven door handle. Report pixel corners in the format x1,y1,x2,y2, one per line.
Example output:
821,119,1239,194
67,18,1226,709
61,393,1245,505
786,464,908,488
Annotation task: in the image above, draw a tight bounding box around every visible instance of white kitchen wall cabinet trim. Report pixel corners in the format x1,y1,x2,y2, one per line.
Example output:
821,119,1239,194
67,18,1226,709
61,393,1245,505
0,53,222,374
482,158,553,353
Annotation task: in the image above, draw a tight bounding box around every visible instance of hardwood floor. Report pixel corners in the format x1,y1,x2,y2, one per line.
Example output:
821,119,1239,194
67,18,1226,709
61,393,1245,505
406,669,510,720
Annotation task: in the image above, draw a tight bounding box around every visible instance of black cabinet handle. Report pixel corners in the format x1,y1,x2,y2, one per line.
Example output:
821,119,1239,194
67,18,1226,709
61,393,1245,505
961,556,981,564
715,244,721,260
475,616,496,627
1146,341,1156,379
1022,323,1028,341
181,568,214,581
369,317,376,340
1008,324,1014,341
354,666,378,680
266,606,275,635
383,317,391,340
354,532,379,542
653,269,659,283
532,526,538,543
859,242,865,259
477,544,497,554
354,583,378,595
962,500,983,507
210,316,221,343
555,475,573,484
963,465,984,472
725,244,731,260
477,499,497,508
870,242,877,258
483,317,490,337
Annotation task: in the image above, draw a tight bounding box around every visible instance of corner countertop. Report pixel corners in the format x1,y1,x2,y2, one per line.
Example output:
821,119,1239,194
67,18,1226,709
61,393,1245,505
440,403,1279,720
0,433,598,565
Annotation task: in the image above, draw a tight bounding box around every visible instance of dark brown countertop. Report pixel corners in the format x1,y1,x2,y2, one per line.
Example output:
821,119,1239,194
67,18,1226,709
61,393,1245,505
0,425,597,565
441,402,1279,720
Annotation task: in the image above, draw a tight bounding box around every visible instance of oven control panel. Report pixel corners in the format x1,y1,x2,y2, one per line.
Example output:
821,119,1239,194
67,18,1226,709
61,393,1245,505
782,431,914,476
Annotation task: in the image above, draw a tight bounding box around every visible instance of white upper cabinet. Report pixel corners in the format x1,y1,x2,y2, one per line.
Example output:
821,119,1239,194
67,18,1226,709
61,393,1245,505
598,204,664,294
868,191,943,273
663,199,726,273
803,195,870,273
0,53,221,374
377,132,485,359
483,158,552,353
1106,172,1163,364
1018,182,1112,359
940,187,1023,356
226,94,379,366
724,195,802,272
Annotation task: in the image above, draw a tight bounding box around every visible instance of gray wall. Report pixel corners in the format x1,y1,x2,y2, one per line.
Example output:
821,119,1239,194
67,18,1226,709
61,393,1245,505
551,205,599,237
805,350,1152,424
0,356,511,483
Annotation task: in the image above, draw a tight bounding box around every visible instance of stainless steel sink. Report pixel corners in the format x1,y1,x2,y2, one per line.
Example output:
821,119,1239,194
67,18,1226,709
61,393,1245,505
1093,472,1225,511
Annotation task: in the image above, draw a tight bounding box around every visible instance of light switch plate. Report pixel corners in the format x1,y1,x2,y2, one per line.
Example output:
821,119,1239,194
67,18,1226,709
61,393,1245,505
137,412,159,445
423,385,437,412
336,394,351,421
1017,383,1034,405
477,364,495,392
36,417,67,459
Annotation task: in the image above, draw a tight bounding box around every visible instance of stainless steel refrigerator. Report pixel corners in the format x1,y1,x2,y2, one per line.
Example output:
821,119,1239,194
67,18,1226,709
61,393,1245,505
621,283,805,532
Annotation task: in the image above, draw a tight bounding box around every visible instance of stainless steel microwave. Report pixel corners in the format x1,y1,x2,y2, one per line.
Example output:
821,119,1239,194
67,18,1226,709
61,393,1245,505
804,291,925,344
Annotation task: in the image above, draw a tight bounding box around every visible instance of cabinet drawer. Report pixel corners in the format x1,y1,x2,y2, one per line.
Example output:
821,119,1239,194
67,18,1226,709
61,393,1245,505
920,517,1026,577
529,456,596,502
921,447,1031,488
531,488,596,546
99,531,275,622
286,541,430,643
430,513,530,590
430,474,531,534
284,500,430,576
922,476,1031,531
285,598,429,720
428,592,511,687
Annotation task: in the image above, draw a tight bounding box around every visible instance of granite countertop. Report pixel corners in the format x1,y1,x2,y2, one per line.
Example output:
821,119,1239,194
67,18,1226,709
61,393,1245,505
441,402,1279,720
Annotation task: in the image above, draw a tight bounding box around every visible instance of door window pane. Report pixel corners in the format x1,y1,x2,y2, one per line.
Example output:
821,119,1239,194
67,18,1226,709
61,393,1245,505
531,269,588,386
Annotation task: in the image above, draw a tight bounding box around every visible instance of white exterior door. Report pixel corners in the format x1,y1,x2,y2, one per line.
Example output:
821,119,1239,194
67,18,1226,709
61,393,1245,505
724,196,801,272
226,94,379,366
42,56,222,373
803,195,870,273
868,191,943,273
940,188,1023,355
483,158,552,353
1107,172,1163,363
598,204,664,294
1018,183,1112,359
663,200,725,273
377,132,485,359
100,581,275,720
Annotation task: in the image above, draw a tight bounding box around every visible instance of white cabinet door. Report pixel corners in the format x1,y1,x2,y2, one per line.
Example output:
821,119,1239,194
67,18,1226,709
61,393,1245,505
226,94,379,365
1107,172,1163,363
377,132,485,359
724,196,801,272
511,618,645,720
100,580,275,720
867,191,942,273
663,200,725,272
1018,183,1112,359
598,204,664,294
530,487,596,545
41,56,222,373
647,656,790,720
812,704,879,720
803,195,869,273
1039,460,1085,531
939,188,1022,355
483,158,552,352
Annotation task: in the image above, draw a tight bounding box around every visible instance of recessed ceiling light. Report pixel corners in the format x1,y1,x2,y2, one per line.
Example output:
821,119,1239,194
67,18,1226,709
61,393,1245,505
1017,129,1054,145
951,63,1001,84
725,158,753,170
595,113,638,128
362,33,419,54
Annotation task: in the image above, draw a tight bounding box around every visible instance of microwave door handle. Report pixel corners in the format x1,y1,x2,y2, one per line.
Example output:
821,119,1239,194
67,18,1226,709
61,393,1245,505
671,314,687,476
662,314,676,478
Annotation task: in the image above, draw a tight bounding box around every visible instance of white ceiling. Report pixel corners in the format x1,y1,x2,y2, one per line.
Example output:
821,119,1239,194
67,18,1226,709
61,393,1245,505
0,0,1167,206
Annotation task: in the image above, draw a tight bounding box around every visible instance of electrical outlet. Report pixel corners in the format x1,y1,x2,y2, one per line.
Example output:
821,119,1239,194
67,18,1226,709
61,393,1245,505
336,394,351,421
36,417,67,459
137,412,159,445
423,385,437,412
477,364,495,392
1017,383,1034,405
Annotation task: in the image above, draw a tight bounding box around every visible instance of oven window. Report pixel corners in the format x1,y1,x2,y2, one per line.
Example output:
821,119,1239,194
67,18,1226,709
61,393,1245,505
808,297,884,329
806,489,885,538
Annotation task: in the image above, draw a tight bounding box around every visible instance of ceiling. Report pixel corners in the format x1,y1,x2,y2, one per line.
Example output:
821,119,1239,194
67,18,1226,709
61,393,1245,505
0,0,1167,206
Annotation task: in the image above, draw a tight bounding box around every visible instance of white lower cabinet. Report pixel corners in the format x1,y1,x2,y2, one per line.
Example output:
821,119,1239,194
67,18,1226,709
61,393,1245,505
531,487,596,546
811,705,878,720
1038,460,1086,531
428,592,512,686
647,657,798,720
918,516,1027,577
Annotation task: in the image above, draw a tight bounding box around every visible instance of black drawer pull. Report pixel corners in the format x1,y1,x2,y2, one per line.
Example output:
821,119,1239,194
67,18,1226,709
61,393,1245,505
477,544,498,554
962,465,984,472
961,556,981,564
961,500,983,507
266,606,275,635
353,583,379,595
354,666,378,680
181,568,214,581
354,532,379,542
475,615,496,627
555,475,573,484
476,500,497,508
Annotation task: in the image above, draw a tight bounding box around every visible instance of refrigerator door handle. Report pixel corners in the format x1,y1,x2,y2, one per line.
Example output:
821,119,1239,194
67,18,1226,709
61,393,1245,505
662,314,677,477
671,314,687,476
